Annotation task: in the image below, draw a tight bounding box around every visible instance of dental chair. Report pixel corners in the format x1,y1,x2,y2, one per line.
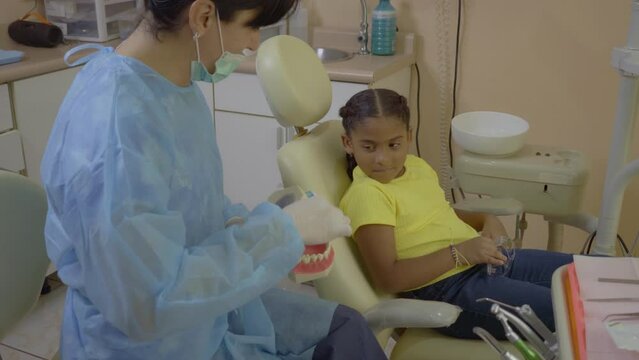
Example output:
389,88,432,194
256,36,518,359
0,170,49,340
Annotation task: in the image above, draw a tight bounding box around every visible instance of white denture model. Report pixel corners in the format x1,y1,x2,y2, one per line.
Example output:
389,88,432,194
268,186,336,282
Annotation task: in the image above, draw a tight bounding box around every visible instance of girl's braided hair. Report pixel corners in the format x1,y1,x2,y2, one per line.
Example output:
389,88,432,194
339,89,410,180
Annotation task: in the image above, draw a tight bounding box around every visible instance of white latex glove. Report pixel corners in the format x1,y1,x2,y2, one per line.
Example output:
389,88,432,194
283,196,352,245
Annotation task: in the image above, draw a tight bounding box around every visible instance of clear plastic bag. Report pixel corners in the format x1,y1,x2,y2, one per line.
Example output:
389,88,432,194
487,235,516,276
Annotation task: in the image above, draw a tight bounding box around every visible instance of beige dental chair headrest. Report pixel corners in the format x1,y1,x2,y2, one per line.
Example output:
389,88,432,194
256,35,332,128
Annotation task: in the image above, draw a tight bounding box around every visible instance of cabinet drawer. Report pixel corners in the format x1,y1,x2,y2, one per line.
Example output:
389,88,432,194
13,66,81,183
0,130,25,172
0,84,13,133
214,73,367,120
322,81,367,121
215,110,282,209
214,73,273,117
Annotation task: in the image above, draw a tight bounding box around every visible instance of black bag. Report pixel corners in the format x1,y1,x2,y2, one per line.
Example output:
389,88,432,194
8,20,64,48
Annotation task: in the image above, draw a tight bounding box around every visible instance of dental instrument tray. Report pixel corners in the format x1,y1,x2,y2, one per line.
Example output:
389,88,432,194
454,145,589,216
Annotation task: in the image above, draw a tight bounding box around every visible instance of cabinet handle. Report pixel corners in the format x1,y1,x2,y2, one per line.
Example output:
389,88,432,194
276,127,297,149
285,127,295,143
276,127,285,150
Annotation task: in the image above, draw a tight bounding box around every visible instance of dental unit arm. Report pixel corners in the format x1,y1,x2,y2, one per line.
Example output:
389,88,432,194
478,298,558,357
516,305,557,353
473,327,522,360
490,305,555,360
494,310,543,360
592,0,639,255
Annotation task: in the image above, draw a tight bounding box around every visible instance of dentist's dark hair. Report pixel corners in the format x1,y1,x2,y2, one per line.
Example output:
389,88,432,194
145,0,299,35
339,89,410,180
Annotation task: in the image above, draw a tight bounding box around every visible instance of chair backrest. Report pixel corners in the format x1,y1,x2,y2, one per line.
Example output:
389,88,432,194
0,170,49,338
278,120,393,312
278,121,395,346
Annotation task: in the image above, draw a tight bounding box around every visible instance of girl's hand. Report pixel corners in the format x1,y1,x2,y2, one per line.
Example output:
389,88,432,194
456,236,507,266
481,215,508,241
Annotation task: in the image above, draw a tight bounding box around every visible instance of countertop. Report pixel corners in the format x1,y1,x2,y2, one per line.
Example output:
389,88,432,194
0,24,120,83
0,25,415,84
238,28,416,83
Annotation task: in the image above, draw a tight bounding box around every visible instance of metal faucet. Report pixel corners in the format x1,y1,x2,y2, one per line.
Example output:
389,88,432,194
358,0,370,55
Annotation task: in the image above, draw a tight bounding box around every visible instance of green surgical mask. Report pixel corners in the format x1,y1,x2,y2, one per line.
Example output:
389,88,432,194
191,11,255,84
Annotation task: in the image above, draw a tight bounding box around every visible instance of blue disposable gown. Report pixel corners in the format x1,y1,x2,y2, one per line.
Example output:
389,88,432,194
41,48,335,359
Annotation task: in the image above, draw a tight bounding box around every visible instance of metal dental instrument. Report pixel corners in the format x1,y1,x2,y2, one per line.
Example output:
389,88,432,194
478,297,558,355
490,304,552,360
598,277,639,285
494,309,544,360
586,297,639,302
473,327,522,360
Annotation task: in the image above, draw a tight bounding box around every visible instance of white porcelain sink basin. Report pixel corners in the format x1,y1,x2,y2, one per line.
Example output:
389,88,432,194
452,111,529,156
313,48,353,63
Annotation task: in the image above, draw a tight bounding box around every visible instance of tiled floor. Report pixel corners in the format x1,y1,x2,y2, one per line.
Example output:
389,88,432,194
1,277,395,359
0,277,319,360
0,276,65,360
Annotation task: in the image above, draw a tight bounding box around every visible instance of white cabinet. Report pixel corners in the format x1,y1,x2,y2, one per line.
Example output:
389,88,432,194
0,84,13,133
8,63,407,210
214,73,369,122
13,67,81,183
196,81,215,118
7,68,214,277
322,81,368,122
12,70,216,185
0,84,24,173
215,111,283,209
0,131,25,172
214,73,273,117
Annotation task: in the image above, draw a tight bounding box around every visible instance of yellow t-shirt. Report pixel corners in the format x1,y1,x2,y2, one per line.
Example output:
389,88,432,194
339,155,477,288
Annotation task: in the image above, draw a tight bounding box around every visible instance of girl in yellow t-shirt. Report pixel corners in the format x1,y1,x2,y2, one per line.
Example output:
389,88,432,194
339,88,573,339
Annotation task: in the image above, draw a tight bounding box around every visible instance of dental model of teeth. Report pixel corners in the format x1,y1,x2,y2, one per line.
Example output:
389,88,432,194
267,186,337,283
290,243,335,283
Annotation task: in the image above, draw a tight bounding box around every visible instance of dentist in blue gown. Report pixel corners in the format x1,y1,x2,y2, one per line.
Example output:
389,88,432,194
41,0,387,358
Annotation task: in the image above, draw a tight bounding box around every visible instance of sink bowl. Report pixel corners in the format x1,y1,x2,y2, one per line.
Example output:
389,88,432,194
314,48,354,63
451,111,529,156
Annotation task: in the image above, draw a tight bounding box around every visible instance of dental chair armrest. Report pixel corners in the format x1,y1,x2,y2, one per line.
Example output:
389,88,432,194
453,197,523,217
362,299,462,331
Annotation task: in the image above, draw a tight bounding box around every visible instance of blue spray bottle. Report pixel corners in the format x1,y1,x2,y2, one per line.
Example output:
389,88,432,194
371,0,397,56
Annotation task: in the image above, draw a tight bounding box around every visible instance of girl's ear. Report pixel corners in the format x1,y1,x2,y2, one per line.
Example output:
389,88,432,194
407,127,413,143
341,134,354,154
